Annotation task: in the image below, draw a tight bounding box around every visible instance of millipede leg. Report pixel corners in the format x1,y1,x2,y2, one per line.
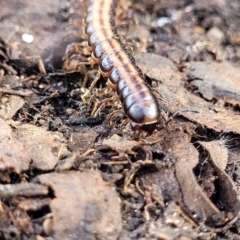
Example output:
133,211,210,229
89,71,101,93
63,42,90,60
82,73,88,88
63,57,88,71
106,109,124,127
65,19,85,30
62,41,92,71
107,109,123,121
63,42,88,57
120,118,130,131
88,87,112,109
80,88,91,105
91,95,119,116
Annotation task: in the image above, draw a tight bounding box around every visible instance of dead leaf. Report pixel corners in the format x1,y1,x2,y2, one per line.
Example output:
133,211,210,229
198,140,240,223
135,53,240,135
68,130,98,154
102,134,138,154
198,140,228,170
36,171,122,240
140,130,238,227
141,167,182,204
18,198,52,212
0,118,31,173
164,131,221,226
186,61,240,105
166,132,240,227
0,95,24,120
13,124,64,170
0,75,23,88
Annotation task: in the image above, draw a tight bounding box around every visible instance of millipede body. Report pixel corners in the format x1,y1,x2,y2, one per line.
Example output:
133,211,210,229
85,0,161,133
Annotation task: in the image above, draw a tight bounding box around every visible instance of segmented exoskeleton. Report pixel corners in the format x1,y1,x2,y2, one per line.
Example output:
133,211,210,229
64,0,162,133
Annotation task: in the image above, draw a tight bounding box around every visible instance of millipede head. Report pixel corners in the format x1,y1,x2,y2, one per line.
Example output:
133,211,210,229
131,121,159,135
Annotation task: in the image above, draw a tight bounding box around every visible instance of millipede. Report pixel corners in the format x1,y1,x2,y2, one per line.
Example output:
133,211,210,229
65,0,162,133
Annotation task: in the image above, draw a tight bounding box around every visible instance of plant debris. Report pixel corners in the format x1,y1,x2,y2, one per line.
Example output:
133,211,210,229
0,0,239,239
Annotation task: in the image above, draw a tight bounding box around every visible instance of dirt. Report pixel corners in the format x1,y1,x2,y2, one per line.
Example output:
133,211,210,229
0,0,240,239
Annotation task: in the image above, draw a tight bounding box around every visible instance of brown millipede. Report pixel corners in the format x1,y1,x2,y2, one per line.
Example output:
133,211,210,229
67,0,162,133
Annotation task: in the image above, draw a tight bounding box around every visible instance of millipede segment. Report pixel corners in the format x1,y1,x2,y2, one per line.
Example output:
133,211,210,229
63,0,161,134
84,0,161,133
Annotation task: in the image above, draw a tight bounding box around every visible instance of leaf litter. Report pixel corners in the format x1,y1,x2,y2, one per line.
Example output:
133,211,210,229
0,0,240,239
36,171,122,240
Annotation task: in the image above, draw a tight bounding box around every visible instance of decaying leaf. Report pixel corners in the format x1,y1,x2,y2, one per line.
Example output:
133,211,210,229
102,134,138,154
141,165,182,204
141,130,240,228
36,171,122,240
170,132,221,226
168,132,239,227
198,140,228,170
0,75,23,88
0,95,24,120
13,124,65,170
198,140,240,224
68,130,99,154
0,118,31,173
18,198,52,212
186,61,240,105
135,53,240,135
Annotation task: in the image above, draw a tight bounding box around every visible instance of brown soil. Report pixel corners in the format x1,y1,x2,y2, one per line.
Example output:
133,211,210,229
0,0,240,239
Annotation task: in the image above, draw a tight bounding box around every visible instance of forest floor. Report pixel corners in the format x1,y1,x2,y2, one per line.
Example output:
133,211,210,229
0,0,240,239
